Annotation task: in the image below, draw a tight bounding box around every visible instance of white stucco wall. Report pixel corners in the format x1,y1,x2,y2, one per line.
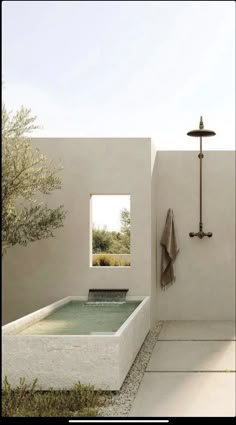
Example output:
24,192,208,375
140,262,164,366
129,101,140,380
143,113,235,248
151,143,158,326
2,138,152,325
153,151,235,321
3,142,235,325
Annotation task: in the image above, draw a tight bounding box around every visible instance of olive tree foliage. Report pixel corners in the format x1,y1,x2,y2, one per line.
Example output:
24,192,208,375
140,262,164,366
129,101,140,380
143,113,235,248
2,104,66,255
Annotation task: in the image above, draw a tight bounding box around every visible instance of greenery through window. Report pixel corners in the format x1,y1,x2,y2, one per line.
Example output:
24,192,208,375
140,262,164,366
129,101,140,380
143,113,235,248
91,195,131,267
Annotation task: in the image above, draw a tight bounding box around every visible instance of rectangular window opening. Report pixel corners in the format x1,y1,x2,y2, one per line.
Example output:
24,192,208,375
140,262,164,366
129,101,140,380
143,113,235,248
90,195,131,267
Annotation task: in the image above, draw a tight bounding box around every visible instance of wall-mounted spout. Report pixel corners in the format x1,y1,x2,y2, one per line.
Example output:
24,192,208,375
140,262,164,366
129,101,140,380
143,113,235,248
187,116,216,239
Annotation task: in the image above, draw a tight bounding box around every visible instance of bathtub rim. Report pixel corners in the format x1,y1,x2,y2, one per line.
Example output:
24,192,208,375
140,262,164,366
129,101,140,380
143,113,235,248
2,295,150,337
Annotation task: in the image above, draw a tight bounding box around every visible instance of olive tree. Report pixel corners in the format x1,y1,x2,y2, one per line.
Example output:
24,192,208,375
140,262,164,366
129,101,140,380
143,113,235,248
2,104,66,255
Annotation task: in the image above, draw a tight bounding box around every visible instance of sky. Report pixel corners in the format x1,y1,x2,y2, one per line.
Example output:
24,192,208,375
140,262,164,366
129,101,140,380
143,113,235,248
2,1,235,230
2,1,235,151
91,195,130,231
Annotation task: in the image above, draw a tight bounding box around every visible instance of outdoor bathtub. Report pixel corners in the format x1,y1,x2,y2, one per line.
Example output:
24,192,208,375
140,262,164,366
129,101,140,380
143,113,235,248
2,295,150,390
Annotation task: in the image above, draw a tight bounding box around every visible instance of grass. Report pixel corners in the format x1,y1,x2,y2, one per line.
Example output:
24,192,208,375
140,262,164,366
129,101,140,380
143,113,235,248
93,253,130,267
2,376,109,417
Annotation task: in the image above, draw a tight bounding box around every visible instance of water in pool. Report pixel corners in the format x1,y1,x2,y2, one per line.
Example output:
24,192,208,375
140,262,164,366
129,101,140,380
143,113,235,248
19,301,141,335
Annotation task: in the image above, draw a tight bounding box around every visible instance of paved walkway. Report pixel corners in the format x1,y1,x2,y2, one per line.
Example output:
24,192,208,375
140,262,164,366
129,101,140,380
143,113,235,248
130,321,235,417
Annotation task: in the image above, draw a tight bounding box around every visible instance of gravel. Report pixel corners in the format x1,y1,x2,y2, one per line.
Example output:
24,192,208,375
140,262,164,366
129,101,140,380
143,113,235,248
97,321,163,417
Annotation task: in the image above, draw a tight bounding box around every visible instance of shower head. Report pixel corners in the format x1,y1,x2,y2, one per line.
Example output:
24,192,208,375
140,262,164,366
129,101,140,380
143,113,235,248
187,116,216,137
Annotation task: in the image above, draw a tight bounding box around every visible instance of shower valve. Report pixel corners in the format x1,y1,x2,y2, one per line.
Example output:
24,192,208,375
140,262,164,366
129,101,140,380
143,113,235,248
189,231,213,239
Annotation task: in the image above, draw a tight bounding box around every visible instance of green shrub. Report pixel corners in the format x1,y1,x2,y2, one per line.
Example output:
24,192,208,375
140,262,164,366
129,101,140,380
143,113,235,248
92,254,117,266
2,376,107,417
92,228,113,253
122,260,131,266
92,254,130,267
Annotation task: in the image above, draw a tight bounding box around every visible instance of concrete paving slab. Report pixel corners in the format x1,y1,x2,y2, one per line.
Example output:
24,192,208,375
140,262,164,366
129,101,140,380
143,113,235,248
158,321,236,341
129,372,236,417
147,340,235,371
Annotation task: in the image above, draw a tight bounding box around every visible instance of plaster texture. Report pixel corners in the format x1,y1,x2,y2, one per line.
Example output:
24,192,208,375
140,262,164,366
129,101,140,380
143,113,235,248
2,142,235,325
153,151,235,321
3,138,153,325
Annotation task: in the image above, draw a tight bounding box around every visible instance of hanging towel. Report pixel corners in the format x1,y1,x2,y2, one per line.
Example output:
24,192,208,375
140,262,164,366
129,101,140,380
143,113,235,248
160,209,179,290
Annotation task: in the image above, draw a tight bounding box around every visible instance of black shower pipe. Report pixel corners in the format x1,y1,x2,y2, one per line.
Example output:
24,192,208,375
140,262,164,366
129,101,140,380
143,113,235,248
188,116,216,239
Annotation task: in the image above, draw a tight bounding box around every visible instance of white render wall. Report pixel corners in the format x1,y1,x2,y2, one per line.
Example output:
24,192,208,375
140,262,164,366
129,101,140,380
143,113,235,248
153,151,235,321
2,141,235,324
2,138,153,325
151,142,158,325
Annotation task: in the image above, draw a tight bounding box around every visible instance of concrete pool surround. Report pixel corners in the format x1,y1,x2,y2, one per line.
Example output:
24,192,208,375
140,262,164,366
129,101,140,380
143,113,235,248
2,295,150,390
